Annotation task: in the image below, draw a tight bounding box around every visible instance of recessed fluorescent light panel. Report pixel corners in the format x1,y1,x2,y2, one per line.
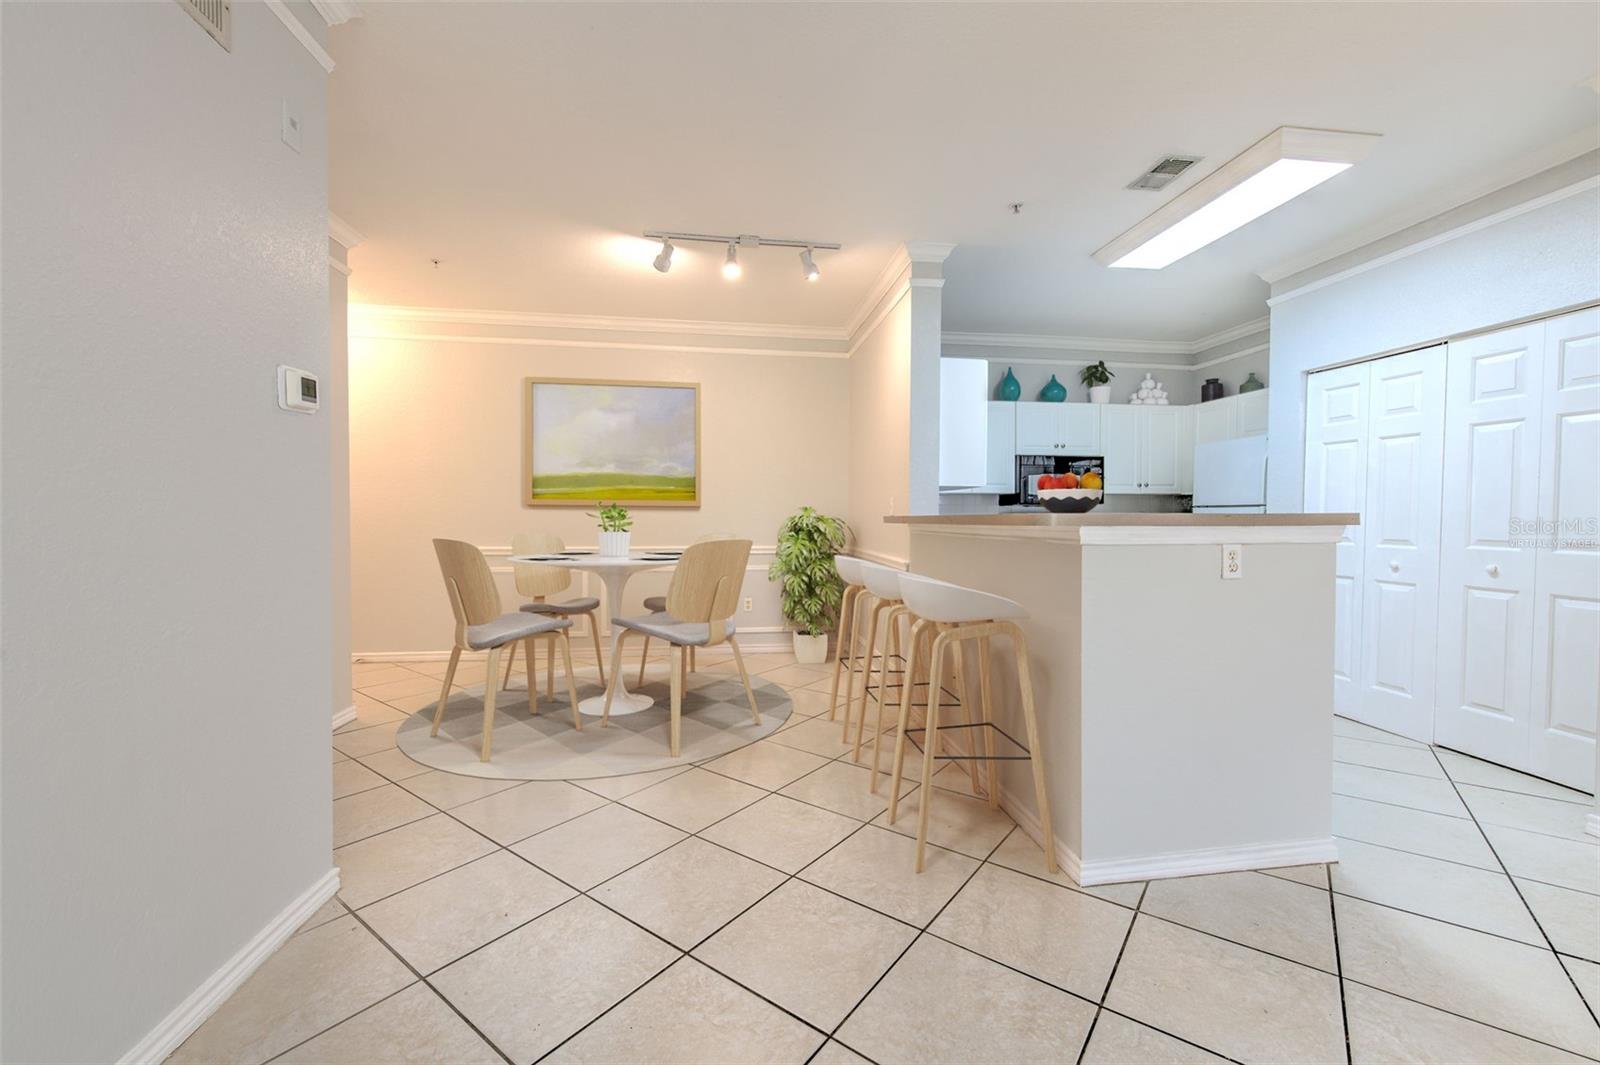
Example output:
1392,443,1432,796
1094,127,1379,270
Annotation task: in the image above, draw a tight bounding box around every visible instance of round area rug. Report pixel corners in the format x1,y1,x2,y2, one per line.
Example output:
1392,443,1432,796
395,670,793,780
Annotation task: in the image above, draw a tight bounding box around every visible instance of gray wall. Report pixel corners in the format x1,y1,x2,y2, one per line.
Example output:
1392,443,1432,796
1,3,333,1060
1266,152,1600,511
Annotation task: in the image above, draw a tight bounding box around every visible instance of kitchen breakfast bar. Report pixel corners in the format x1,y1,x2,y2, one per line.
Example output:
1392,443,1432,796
886,511,1359,886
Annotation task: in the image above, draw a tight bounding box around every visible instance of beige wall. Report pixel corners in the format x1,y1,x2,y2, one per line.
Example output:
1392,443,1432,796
350,328,853,655
330,241,353,718
847,292,913,566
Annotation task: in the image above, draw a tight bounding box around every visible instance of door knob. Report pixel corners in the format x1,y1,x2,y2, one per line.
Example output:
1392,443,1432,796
1389,561,1400,573
1487,564,1500,578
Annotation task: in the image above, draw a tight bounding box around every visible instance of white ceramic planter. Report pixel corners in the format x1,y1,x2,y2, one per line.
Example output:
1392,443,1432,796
793,632,829,664
1089,384,1112,404
597,530,631,557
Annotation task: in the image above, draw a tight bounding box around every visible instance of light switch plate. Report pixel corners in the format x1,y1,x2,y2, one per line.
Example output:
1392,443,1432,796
1222,544,1242,580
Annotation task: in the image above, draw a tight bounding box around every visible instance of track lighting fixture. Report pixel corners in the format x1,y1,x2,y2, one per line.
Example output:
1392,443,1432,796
642,230,840,282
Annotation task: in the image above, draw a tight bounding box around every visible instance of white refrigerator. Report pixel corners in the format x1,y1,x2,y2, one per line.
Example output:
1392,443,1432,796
1192,435,1268,514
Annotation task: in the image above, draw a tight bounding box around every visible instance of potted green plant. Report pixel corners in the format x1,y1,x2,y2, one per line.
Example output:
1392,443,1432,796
1080,360,1115,404
589,502,632,557
768,506,850,663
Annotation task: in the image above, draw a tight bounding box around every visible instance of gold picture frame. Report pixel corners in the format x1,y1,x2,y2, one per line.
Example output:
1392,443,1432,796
523,377,702,508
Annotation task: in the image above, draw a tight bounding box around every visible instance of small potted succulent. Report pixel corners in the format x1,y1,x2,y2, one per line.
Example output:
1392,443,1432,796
590,501,632,557
768,506,850,663
1080,360,1115,404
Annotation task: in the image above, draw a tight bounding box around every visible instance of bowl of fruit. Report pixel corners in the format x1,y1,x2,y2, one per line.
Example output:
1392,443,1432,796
1036,471,1103,513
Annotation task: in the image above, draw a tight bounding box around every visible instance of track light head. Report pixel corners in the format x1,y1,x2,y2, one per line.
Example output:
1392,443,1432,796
800,247,819,282
652,238,674,273
722,241,742,280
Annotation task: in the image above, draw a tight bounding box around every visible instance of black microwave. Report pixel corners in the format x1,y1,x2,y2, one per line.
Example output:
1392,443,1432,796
1013,455,1105,505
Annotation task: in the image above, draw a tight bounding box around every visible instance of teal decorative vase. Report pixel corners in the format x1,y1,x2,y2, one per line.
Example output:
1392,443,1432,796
996,367,1021,401
1239,372,1265,393
1039,374,1068,402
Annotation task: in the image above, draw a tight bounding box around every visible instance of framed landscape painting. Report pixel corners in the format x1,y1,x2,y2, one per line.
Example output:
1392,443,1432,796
523,378,701,507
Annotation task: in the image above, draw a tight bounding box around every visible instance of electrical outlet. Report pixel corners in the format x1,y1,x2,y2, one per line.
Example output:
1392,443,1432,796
743,597,753,612
1221,544,1243,580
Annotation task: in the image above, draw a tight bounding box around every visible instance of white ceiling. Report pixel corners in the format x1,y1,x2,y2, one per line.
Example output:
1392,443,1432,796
329,2,1600,342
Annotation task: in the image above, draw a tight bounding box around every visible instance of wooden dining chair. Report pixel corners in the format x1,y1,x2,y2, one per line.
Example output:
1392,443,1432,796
603,537,759,757
637,532,735,681
501,532,607,693
432,539,583,761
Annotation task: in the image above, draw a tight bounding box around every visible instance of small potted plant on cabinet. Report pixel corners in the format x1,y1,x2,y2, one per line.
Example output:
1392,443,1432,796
768,506,850,664
1080,360,1115,404
590,501,632,557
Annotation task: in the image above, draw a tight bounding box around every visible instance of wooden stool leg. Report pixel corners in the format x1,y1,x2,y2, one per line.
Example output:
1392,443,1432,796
501,640,517,690
669,643,684,757
637,636,651,686
827,584,859,721
948,632,983,796
843,599,882,745
857,601,896,757
888,621,930,822
874,612,916,794
1006,622,1057,874
430,646,461,737
588,613,607,687
481,647,502,762
977,634,1000,809
523,636,539,716
914,634,948,873
560,630,582,730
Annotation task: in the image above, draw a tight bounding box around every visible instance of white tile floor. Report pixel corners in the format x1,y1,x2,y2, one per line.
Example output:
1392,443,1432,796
172,650,1600,1064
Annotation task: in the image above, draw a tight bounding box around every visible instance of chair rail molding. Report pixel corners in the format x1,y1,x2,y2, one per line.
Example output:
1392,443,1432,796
117,869,340,1065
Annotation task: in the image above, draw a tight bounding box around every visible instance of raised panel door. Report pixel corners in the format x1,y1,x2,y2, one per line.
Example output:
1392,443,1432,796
1101,407,1140,493
1305,363,1370,718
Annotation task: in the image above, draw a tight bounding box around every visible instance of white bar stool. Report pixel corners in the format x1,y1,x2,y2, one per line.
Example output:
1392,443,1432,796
887,572,1057,874
843,560,907,761
825,556,868,723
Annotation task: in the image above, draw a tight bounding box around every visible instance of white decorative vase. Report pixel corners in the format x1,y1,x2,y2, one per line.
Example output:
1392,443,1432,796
793,632,829,664
597,530,631,557
1089,384,1111,404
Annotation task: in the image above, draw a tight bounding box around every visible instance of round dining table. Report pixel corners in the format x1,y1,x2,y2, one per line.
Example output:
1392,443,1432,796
507,549,680,717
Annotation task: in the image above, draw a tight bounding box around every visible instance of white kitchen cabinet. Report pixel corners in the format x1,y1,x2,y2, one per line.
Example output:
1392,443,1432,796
1014,401,1101,455
939,358,989,487
985,401,1017,490
1193,399,1236,445
1236,389,1269,435
1102,406,1187,493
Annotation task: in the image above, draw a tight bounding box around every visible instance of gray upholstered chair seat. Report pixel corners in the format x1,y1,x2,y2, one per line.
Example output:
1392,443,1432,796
519,597,601,616
466,612,571,651
642,595,667,613
613,614,735,648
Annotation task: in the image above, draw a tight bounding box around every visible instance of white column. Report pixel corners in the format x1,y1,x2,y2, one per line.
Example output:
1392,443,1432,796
329,217,362,728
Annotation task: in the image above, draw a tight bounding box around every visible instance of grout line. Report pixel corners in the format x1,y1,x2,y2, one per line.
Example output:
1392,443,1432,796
1426,745,1600,1031
1328,863,1353,1065
1075,872,1151,1065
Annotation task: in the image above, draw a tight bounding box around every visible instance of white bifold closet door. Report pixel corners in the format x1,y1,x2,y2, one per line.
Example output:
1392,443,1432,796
1304,348,1445,740
1437,309,1599,790
1303,364,1370,720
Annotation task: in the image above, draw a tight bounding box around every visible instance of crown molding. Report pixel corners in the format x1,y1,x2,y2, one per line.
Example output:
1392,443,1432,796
1268,174,1600,308
311,0,362,26
264,0,335,73
1258,132,1600,285
1191,341,1269,370
845,246,912,340
904,241,958,265
1189,316,1269,353
942,331,1194,356
349,303,845,342
329,214,364,250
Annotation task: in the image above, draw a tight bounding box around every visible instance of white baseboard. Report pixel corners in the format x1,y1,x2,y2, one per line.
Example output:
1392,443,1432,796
998,793,1337,887
331,704,357,730
119,868,340,1065
1587,811,1600,839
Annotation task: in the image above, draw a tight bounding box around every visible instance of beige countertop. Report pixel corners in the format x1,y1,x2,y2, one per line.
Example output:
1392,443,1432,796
886,512,1359,527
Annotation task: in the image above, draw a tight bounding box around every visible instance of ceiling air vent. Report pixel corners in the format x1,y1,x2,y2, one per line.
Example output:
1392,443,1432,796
1127,156,1202,191
176,0,231,51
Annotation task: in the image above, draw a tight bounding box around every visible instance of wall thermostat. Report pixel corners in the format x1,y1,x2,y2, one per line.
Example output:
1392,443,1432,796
278,365,319,413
